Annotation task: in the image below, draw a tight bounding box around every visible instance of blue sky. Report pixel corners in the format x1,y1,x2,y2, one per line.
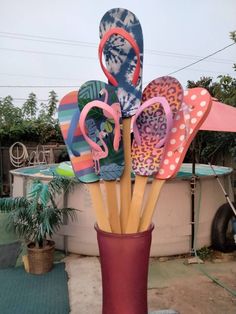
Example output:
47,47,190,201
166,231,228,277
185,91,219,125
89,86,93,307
0,0,235,106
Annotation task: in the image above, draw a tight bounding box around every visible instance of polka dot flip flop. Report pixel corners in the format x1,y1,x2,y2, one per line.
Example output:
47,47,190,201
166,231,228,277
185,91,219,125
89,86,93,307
138,87,212,232
156,87,212,180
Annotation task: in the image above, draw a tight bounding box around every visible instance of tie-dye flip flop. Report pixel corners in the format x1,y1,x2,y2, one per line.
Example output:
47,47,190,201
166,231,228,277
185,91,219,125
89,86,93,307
99,8,144,232
99,7,143,118
58,91,99,183
131,76,184,176
156,87,212,180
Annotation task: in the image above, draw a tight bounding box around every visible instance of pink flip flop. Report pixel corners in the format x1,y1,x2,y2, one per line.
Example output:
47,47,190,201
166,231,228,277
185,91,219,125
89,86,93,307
131,76,183,176
156,88,212,180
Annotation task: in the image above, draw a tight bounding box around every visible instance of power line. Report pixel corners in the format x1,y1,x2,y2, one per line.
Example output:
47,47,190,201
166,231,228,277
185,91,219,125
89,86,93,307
1,46,234,74
145,48,234,64
0,31,234,64
0,34,97,49
167,42,236,75
0,97,48,102
145,62,235,75
0,47,97,61
0,31,97,47
0,72,83,81
0,40,235,86
0,85,79,88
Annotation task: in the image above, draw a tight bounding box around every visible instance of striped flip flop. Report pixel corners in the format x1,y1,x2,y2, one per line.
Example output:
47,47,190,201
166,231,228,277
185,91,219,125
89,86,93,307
58,91,99,183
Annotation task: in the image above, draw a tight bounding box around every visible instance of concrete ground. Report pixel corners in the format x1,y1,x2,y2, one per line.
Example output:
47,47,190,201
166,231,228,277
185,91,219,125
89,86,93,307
65,253,236,314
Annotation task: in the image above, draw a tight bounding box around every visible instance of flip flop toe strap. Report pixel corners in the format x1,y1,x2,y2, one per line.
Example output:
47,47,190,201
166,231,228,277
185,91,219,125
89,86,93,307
132,96,173,148
79,100,121,174
99,27,141,87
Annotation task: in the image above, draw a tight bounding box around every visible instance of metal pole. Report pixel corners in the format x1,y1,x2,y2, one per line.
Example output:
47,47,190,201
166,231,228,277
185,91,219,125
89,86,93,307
63,191,69,255
209,163,236,217
0,146,3,196
190,139,196,254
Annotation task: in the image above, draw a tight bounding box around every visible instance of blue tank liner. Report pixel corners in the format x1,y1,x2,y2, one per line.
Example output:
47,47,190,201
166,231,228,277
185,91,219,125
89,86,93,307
11,163,232,180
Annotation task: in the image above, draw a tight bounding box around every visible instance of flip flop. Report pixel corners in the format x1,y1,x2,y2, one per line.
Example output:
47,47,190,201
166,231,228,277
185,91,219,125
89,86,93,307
58,91,99,183
131,97,173,176
58,91,112,231
126,77,183,233
156,87,212,180
99,8,143,232
131,76,183,176
77,80,124,181
138,87,212,232
99,8,143,118
79,99,123,181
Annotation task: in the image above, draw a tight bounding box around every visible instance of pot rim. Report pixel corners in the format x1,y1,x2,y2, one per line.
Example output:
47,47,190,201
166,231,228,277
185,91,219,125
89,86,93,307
27,240,55,251
94,223,154,238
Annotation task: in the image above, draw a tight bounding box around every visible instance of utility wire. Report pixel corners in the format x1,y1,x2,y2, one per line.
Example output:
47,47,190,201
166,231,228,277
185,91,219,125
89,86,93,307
0,97,48,102
0,39,235,86
0,46,234,76
167,42,236,75
0,85,79,88
0,47,97,60
0,72,83,81
0,31,234,64
0,31,97,47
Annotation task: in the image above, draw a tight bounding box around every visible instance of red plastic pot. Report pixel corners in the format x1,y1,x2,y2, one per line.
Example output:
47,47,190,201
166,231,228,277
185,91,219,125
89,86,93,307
95,224,154,314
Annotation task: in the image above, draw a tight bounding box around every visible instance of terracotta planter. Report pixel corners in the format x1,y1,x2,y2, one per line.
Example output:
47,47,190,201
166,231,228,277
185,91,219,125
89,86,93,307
95,224,154,314
27,240,55,275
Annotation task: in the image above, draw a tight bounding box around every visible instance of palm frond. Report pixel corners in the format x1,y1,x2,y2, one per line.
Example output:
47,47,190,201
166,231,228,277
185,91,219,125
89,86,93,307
39,183,50,207
0,197,29,212
61,207,78,222
48,176,78,195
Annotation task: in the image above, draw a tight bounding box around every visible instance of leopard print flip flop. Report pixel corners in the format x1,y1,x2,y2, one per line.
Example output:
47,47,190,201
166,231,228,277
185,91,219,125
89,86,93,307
131,76,183,176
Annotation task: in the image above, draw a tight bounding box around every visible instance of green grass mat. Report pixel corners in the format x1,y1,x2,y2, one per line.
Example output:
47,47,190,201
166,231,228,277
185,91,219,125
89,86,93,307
0,263,70,314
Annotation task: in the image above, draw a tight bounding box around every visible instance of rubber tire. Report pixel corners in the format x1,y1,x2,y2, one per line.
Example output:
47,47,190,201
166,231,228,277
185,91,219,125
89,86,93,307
211,202,236,253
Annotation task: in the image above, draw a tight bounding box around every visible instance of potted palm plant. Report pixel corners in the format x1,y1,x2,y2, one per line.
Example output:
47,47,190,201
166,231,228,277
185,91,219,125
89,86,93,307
0,176,77,274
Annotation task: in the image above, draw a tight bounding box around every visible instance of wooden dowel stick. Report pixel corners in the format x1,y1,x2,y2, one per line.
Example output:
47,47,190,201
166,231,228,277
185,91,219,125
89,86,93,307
139,179,165,232
120,118,132,233
125,175,148,233
88,182,111,232
104,180,121,233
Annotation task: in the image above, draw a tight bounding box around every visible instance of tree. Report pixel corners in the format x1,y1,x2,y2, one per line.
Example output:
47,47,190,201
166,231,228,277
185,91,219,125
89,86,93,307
186,76,236,164
230,31,236,71
0,91,63,145
0,96,23,143
0,96,22,125
22,93,38,120
48,90,58,118
185,30,236,164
